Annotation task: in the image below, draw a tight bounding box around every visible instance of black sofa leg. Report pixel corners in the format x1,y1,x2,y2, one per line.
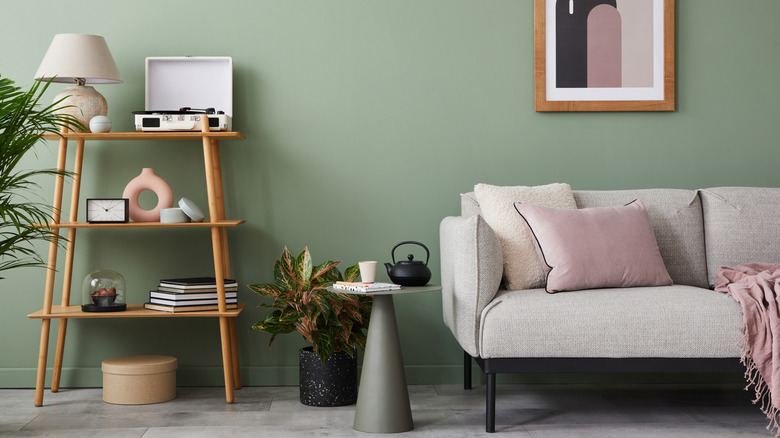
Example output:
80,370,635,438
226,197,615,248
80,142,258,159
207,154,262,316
464,350,472,390
486,372,496,433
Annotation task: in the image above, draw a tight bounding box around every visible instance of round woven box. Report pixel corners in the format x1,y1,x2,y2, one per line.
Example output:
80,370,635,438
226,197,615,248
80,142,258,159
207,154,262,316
102,355,177,405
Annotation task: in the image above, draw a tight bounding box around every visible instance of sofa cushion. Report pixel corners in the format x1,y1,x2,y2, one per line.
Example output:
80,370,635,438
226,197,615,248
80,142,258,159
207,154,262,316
478,286,742,358
514,200,672,293
573,189,708,289
461,192,481,217
473,183,577,290
700,187,780,288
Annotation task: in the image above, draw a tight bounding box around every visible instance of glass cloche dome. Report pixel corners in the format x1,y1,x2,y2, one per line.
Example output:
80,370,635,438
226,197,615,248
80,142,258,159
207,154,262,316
82,269,127,312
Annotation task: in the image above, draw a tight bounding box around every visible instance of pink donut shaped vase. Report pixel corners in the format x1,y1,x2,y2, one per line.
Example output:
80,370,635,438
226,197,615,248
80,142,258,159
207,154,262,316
121,168,174,222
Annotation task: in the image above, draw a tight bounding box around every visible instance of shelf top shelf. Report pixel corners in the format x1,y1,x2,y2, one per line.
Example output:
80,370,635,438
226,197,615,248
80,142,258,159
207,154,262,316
43,131,246,141
28,303,246,319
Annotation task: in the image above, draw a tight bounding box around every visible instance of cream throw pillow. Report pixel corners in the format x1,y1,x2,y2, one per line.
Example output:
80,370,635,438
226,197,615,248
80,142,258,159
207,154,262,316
474,183,577,290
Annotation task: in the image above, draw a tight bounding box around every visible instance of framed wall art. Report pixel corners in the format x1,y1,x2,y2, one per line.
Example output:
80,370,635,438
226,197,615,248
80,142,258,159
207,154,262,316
534,0,675,112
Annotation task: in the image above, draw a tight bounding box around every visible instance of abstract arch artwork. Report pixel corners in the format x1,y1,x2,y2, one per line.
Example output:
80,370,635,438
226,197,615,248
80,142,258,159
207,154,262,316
535,0,675,111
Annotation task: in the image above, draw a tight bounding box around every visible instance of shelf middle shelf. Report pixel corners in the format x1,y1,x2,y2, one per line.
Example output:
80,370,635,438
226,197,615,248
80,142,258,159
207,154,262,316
44,220,246,229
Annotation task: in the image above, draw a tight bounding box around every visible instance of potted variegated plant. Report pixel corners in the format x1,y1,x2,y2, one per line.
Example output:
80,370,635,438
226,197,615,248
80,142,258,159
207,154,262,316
248,246,372,406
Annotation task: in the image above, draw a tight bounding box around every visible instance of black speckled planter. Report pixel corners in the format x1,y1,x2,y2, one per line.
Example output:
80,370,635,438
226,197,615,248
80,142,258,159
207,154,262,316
299,346,357,407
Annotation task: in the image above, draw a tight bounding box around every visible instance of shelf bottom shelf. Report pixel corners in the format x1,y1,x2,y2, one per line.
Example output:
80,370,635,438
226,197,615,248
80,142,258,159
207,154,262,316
28,303,245,319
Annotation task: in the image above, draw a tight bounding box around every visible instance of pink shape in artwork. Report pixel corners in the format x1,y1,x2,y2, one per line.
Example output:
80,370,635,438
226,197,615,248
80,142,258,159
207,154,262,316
587,5,622,88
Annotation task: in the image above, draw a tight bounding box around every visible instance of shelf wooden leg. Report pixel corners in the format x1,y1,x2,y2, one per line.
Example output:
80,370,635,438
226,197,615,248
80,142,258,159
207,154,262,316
201,118,239,402
229,317,241,389
52,227,78,393
208,139,232,271
220,228,230,276
34,319,51,407
36,132,69,406
52,139,83,392
36,236,58,405
211,227,235,402
209,223,234,401
51,319,67,393
219,316,235,403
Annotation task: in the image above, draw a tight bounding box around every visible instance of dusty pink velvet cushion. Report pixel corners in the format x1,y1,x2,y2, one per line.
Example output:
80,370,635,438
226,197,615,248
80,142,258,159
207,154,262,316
514,200,673,293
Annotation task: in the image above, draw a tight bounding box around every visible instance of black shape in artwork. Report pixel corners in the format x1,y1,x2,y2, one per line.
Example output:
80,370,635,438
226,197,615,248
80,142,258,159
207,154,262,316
556,0,617,88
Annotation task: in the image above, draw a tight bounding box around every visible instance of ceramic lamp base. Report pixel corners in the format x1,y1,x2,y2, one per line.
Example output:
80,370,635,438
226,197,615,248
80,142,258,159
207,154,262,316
54,85,108,132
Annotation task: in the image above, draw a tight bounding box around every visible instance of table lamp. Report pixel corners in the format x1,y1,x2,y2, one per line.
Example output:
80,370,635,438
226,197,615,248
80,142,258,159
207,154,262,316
34,34,122,131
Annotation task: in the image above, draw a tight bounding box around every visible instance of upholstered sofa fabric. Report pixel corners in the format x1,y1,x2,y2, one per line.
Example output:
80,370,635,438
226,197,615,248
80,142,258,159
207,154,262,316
700,187,780,288
440,214,503,357
478,286,742,358
460,192,481,218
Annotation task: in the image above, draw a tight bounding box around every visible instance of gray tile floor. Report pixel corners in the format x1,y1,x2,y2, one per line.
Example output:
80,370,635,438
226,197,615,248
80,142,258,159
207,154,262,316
0,384,772,437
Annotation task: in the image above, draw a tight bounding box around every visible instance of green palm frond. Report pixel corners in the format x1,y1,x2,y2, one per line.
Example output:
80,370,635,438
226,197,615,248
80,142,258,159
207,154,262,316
0,74,82,280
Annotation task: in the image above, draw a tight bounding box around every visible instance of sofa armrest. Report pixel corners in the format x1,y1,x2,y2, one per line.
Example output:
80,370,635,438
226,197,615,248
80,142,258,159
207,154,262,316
440,214,503,357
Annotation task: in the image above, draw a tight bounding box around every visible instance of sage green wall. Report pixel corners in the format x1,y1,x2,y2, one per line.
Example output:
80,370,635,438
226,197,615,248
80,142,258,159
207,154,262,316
1,0,778,388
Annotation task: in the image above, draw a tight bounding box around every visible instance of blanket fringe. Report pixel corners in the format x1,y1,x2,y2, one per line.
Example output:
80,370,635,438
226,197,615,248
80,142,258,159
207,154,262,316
739,322,780,437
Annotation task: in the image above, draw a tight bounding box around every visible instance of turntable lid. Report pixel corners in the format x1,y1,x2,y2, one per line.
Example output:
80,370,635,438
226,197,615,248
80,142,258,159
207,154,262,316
145,57,232,117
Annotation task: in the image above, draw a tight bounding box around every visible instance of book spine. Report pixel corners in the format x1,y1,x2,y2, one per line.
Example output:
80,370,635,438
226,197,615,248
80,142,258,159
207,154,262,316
157,287,238,294
150,291,238,300
144,303,238,312
150,298,238,306
157,284,238,290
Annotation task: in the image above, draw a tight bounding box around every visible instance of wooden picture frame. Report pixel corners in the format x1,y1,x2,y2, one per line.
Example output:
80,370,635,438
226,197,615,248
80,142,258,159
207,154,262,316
534,0,675,112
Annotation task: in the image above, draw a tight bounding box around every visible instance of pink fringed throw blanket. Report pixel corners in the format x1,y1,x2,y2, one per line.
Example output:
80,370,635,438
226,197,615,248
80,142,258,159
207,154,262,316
715,263,780,436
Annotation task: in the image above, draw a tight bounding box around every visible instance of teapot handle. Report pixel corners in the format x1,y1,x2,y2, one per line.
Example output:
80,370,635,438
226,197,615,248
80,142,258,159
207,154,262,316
391,241,430,265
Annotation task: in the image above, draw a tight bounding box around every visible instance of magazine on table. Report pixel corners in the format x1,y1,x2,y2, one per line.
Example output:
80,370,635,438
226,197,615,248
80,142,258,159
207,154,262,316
332,281,401,292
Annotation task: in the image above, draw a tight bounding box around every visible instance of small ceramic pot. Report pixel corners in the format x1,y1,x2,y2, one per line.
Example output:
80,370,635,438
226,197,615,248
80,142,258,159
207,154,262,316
89,115,112,133
160,208,190,223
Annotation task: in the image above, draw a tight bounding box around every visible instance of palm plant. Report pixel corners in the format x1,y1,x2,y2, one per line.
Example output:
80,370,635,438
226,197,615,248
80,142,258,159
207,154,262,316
248,247,373,363
0,75,81,279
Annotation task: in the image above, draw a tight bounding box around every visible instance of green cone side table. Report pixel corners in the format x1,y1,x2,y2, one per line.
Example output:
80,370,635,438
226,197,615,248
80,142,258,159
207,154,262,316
332,284,441,433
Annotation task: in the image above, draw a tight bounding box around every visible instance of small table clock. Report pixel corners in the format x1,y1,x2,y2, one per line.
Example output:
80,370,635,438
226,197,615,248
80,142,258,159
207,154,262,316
86,198,130,223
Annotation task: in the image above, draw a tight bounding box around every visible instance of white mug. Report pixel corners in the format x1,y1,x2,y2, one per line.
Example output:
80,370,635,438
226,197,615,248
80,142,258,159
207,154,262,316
358,261,378,283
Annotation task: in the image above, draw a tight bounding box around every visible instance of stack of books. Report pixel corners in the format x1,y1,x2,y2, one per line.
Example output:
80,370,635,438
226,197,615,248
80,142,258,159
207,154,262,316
144,277,239,312
332,281,401,293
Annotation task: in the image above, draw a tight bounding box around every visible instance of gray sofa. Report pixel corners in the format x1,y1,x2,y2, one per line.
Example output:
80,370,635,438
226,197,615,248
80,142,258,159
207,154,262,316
440,186,780,432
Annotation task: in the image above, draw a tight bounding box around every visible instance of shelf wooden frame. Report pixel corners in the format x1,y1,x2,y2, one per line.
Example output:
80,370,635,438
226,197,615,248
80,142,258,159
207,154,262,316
30,117,245,407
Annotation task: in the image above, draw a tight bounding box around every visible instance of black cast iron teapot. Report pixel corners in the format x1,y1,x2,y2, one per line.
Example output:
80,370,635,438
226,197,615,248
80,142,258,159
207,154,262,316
385,241,432,286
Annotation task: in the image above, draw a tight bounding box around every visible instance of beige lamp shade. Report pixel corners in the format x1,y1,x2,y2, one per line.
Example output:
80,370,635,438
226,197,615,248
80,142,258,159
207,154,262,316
34,34,122,131
34,34,122,84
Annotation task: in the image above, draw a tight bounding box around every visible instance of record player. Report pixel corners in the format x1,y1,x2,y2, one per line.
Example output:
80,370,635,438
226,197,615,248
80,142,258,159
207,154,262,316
135,57,233,131
134,107,230,131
